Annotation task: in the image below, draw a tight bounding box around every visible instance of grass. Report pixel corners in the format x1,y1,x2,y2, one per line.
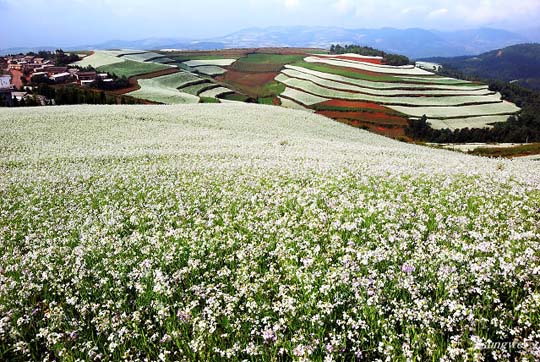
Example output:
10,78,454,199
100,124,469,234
199,97,221,103
98,60,171,78
231,53,305,73
260,81,286,97
257,97,275,105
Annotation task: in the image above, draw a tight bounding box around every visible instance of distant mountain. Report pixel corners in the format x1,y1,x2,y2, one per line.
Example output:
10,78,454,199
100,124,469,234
423,43,540,90
209,26,527,58
0,26,529,58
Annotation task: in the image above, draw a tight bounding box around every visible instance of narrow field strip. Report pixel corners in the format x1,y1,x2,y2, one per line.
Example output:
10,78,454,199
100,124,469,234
304,56,434,76
388,101,521,119
281,68,495,97
285,65,489,91
427,115,512,130
199,86,235,99
71,51,125,68
192,66,227,76
183,59,237,67
281,87,329,106
275,74,504,107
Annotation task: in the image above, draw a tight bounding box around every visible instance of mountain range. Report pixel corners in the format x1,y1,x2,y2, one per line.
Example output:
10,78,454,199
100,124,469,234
422,43,540,90
1,26,534,58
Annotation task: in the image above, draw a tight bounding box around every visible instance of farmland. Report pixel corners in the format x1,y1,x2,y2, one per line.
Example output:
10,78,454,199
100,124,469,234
72,51,125,68
1,104,539,361
98,60,171,78
70,48,523,137
127,72,200,104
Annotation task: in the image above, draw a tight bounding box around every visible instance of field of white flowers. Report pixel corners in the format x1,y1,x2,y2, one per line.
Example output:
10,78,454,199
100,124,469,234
0,104,539,361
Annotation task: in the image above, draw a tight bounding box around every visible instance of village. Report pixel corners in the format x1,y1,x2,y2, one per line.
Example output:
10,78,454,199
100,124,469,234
0,51,114,106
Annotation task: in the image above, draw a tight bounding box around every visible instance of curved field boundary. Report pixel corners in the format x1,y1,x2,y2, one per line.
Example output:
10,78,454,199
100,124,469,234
120,52,168,62
280,69,494,97
312,55,415,69
284,65,489,91
179,82,219,96
71,51,125,68
275,75,504,107
388,101,520,119
305,56,433,76
127,72,200,104
312,53,384,64
193,66,227,76
279,97,316,112
281,87,329,106
102,50,147,57
428,115,511,130
317,110,408,126
183,59,237,67
199,87,235,99
97,60,172,79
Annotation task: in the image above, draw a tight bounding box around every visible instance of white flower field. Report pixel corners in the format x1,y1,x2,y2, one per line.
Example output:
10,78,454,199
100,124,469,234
0,104,539,361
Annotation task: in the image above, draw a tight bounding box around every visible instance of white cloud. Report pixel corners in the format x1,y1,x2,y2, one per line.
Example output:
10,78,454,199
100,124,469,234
284,0,300,9
428,8,449,18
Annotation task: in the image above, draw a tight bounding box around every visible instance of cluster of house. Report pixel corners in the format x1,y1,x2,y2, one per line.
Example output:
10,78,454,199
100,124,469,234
0,54,114,106
1,54,113,86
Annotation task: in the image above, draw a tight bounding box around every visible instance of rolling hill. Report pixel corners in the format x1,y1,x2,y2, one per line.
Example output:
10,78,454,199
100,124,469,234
423,43,540,89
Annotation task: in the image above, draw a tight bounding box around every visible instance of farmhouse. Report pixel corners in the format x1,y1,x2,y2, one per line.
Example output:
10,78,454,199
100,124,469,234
49,72,71,83
43,66,68,76
75,71,97,85
416,61,442,72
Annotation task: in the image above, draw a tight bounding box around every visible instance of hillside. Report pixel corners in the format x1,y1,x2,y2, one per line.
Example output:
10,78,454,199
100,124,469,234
57,48,523,139
424,43,540,90
1,104,539,361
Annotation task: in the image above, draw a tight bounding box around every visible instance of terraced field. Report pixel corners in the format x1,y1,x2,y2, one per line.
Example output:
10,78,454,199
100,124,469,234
71,51,125,68
98,60,171,78
72,50,522,136
274,54,521,133
127,72,200,104
1,105,539,361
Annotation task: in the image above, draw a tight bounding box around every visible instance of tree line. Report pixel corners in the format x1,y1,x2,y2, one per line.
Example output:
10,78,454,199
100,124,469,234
406,73,540,143
329,44,410,66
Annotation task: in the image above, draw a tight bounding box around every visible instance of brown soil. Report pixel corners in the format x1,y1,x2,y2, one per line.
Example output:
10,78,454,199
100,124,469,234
216,70,278,97
318,99,390,112
317,110,408,126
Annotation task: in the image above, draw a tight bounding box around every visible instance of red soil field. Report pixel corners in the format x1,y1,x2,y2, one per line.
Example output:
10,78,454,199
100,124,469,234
217,70,278,87
335,119,408,139
317,110,408,126
216,70,279,97
318,99,389,112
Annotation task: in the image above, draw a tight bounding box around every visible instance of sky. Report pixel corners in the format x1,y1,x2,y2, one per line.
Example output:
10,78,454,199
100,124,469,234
1,0,539,48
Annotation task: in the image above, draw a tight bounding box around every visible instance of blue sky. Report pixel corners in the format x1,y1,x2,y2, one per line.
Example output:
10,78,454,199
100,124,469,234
1,0,539,48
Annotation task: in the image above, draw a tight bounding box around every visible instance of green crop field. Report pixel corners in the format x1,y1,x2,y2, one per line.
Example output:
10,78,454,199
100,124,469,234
179,82,218,95
98,60,171,78
1,104,539,361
